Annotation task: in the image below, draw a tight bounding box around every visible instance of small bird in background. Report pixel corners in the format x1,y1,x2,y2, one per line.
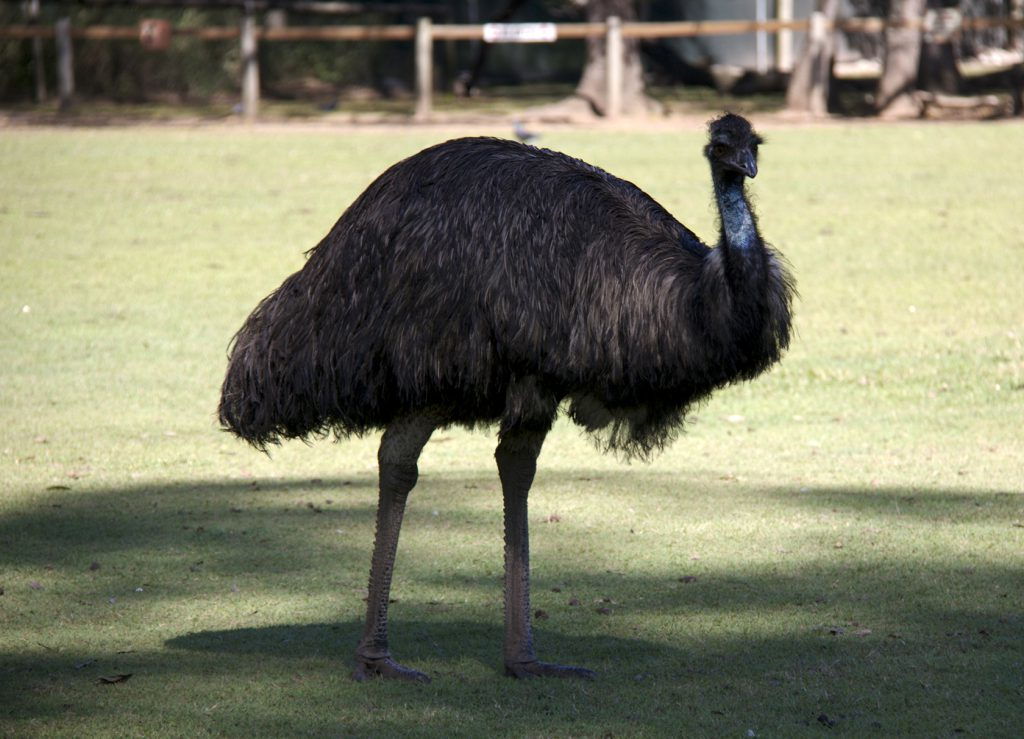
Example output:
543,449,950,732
512,120,538,144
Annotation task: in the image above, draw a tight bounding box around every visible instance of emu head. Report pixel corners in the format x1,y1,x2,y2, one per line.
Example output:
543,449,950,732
705,113,763,179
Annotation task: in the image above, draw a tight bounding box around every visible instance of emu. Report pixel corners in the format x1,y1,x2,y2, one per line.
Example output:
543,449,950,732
219,113,794,681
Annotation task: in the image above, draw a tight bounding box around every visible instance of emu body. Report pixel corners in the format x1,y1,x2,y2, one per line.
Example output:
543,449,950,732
220,114,794,680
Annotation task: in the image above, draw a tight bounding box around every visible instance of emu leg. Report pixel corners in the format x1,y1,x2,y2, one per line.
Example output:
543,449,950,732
497,431,596,680
352,414,435,682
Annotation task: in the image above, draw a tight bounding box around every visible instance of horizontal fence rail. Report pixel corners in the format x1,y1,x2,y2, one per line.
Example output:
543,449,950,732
3,17,1023,41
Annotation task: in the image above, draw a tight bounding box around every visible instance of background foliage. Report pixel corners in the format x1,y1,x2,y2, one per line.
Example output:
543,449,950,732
0,0,590,102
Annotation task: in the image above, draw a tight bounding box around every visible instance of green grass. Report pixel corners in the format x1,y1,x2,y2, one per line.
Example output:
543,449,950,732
1,120,1023,736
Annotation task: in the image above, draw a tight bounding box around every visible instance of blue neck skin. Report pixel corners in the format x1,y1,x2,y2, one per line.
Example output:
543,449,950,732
714,175,757,251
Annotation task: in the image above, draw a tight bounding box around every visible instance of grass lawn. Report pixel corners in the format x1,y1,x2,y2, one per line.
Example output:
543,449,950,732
1,119,1022,736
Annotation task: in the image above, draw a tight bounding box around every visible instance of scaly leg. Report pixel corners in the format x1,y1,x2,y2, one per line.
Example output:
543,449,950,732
352,414,436,682
497,430,596,680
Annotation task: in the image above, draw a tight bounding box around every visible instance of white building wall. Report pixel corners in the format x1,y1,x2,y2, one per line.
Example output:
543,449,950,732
670,0,819,71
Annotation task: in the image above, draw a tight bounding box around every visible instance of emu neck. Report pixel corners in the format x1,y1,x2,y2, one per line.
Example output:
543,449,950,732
713,175,758,252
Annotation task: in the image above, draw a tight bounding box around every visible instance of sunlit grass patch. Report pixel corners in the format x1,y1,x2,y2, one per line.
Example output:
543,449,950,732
1,121,1022,736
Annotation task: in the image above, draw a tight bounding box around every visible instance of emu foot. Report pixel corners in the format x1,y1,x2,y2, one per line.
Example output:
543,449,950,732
505,660,596,680
352,656,430,683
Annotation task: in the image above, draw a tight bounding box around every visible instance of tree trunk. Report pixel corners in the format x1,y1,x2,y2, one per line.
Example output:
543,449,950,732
784,0,840,116
876,0,926,118
574,0,654,116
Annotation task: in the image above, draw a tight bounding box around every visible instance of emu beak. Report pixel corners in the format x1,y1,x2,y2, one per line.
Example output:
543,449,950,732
737,151,757,179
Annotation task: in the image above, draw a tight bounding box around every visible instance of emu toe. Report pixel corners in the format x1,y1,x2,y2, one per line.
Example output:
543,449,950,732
505,660,596,680
352,656,430,683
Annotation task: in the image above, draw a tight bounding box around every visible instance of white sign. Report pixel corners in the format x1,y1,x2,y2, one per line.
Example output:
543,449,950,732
482,23,558,44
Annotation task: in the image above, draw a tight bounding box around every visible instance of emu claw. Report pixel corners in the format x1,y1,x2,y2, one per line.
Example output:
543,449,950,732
352,656,430,683
505,661,596,680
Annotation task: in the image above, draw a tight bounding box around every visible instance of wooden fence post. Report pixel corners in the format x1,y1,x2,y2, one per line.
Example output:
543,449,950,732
755,0,768,73
1012,0,1023,53
415,16,432,120
241,2,260,121
777,0,793,72
55,16,73,111
1012,0,1024,115
605,15,622,119
25,0,46,103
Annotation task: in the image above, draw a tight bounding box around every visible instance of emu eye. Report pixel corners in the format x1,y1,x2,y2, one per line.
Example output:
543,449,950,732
712,144,728,157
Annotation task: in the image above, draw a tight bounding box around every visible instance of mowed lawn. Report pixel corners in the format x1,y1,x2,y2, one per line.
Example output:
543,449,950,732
1,120,1022,737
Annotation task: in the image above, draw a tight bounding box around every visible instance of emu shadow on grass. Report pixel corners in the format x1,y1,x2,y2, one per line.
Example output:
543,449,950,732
219,113,795,681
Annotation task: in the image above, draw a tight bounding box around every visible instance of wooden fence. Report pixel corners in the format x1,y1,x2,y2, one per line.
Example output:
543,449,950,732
2,14,1022,119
